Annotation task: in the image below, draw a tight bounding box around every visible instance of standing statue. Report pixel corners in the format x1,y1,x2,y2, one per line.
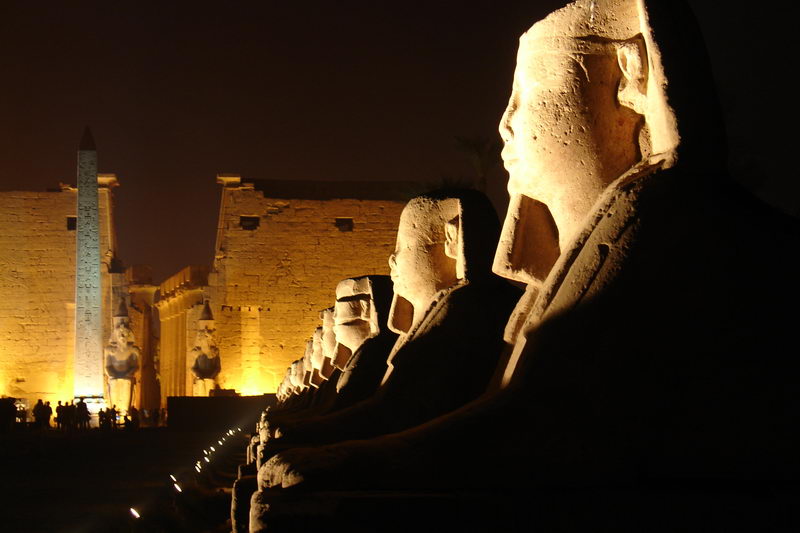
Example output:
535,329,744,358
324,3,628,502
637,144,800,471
104,300,140,415
190,300,221,396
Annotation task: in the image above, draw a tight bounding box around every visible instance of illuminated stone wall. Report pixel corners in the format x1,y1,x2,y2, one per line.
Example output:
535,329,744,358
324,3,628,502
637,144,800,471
0,180,119,406
156,176,408,398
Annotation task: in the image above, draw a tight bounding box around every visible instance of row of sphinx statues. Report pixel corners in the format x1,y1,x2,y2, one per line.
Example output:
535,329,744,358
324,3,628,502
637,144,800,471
229,0,799,531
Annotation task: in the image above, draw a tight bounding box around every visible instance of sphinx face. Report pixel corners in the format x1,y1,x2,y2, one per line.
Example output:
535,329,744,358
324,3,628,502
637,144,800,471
310,328,325,372
389,205,456,312
333,297,372,353
321,309,337,360
498,36,640,250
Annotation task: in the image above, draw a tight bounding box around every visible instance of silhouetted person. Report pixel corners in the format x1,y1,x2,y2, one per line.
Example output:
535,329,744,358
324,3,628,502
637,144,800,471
76,398,90,429
32,399,45,429
63,401,76,431
55,401,63,430
44,401,52,429
108,405,118,429
129,406,140,429
0,398,15,432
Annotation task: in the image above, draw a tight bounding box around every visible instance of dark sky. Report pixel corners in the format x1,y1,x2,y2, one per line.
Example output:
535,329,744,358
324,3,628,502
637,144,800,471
1,1,797,283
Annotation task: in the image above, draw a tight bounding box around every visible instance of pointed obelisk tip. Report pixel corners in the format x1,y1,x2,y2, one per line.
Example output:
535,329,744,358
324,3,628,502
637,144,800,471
114,299,129,318
79,126,95,151
200,300,214,321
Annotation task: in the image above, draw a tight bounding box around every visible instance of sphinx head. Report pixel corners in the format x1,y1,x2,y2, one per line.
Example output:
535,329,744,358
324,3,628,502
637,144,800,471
309,327,326,387
495,0,680,281
301,340,314,388
288,360,305,393
331,275,394,368
318,308,338,378
388,190,500,332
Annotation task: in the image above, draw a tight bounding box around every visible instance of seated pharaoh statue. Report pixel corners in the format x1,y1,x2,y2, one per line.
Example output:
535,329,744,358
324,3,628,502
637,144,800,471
260,189,520,453
257,0,800,525
190,301,221,396
104,300,141,415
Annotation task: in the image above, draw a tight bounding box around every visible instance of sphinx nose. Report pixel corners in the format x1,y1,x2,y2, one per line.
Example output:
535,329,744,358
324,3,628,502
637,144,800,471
498,97,517,144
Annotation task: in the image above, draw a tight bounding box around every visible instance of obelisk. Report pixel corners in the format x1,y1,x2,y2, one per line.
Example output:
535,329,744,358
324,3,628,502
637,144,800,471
74,127,104,399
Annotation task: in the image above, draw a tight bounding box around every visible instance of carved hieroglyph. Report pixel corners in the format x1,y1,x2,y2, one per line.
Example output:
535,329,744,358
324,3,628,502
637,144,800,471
74,128,104,399
190,301,221,396
104,301,141,414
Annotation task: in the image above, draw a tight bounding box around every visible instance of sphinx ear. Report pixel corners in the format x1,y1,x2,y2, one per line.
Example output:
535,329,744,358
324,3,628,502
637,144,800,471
616,36,648,115
358,299,371,321
444,215,466,279
444,216,460,260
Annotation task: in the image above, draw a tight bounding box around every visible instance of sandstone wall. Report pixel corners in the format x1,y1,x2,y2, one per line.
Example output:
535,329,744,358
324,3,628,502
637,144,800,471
0,183,118,407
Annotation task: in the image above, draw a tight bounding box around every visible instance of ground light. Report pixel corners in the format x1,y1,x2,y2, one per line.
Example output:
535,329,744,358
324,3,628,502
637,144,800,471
130,508,140,519
173,483,182,493
169,475,176,482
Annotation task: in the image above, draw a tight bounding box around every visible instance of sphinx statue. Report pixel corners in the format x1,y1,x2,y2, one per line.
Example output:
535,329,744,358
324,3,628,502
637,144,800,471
319,308,337,381
264,276,396,439
104,300,141,415
190,300,221,396
331,275,395,409
251,190,520,517
254,0,800,530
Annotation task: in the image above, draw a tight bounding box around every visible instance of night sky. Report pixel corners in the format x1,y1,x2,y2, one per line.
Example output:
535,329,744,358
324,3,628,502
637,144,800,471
1,1,796,283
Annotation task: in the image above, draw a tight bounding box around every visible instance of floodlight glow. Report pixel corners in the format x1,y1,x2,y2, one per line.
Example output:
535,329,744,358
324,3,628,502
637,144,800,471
195,465,201,473
130,508,140,519
218,440,222,445
169,475,176,482
203,449,207,455
210,446,216,452
174,483,182,493
204,457,210,463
